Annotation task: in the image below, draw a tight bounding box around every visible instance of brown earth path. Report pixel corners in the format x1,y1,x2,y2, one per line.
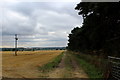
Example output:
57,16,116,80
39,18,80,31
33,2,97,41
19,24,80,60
48,52,88,78
48,53,66,78
69,54,88,78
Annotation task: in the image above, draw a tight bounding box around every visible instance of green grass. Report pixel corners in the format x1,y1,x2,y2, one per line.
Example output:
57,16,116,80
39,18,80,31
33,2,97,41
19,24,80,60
72,52,108,76
63,53,73,78
38,52,64,73
76,57,103,79
67,51,103,79
64,54,73,70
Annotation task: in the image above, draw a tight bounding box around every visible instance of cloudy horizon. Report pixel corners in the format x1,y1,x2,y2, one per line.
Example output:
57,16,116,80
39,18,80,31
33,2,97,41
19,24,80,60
1,1,83,48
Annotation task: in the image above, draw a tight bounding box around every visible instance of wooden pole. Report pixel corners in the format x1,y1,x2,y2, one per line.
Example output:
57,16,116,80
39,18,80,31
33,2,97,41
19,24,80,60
15,34,18,56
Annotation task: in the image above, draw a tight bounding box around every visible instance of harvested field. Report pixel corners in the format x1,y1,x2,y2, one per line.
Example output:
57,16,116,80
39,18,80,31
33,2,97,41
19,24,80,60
2,50,63,78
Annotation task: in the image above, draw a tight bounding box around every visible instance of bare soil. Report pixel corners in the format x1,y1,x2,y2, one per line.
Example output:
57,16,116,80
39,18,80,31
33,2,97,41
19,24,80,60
69,54,88,78
48,53,88,78
48,53,66,78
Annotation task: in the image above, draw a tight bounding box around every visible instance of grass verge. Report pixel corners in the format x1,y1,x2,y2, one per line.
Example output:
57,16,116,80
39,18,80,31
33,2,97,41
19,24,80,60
76,57,103,78
38,52,64,73
68,51,103,79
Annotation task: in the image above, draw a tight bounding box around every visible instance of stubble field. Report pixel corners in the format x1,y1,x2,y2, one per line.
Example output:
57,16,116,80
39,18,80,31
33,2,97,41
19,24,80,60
2,50,63,78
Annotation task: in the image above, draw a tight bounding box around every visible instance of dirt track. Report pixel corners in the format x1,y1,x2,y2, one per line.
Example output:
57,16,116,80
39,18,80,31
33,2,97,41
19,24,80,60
2,50,63,78
48,53,88,78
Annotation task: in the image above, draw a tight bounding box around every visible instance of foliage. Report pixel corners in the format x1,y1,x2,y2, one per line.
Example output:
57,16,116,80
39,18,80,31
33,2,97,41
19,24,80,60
67,2,120,56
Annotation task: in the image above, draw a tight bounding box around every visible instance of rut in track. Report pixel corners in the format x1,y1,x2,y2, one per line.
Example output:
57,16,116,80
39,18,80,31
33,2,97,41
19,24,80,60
48,52,88,78
69,54,88,78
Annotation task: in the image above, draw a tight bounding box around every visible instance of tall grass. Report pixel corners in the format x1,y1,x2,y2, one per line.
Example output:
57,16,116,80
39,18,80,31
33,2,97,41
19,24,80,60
75,55,103,78
38,52,64,73
77,53,108,74
68,51,107,78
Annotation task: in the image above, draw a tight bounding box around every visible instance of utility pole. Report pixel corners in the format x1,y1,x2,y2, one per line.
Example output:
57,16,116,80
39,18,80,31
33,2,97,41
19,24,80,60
15,34,18,56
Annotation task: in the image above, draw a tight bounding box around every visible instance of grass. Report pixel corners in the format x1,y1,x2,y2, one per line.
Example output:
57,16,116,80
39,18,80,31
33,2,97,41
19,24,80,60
73,52,108,75
63,53,73,78
64,53,73,70
68,51,103,79
38,52,64,73
76,57,103,79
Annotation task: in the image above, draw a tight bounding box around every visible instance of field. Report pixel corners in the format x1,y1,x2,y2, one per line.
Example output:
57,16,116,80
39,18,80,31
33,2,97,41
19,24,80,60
2,50,63,78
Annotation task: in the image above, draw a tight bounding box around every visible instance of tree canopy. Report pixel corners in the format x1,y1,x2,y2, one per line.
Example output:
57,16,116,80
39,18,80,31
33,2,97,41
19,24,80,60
67,2,120,56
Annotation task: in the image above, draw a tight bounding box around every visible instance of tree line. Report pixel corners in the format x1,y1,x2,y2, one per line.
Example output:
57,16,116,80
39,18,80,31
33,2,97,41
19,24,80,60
67,2,120,57
2,47,66,51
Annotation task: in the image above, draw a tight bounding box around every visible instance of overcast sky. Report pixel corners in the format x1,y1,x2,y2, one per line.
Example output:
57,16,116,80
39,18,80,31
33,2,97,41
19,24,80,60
1,1,83,48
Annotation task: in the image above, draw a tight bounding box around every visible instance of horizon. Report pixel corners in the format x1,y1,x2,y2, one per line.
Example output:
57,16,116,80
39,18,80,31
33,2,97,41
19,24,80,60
1,46,66,48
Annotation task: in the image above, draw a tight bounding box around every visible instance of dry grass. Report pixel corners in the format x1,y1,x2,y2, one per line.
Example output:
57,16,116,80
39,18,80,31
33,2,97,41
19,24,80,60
2,50,64,78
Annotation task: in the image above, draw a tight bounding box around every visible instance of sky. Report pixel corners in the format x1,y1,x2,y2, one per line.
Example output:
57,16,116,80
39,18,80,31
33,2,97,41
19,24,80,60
1,1,83,48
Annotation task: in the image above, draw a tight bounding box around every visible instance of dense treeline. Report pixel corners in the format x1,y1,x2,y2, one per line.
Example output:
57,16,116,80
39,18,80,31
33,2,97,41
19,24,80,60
68,2,120,57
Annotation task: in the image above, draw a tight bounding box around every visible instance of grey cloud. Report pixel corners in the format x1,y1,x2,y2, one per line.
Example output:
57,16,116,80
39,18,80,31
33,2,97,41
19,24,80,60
2,2,82,47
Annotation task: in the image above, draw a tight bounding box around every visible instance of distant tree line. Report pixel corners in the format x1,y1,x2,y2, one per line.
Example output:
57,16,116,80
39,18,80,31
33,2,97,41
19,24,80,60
2,47,66,51
67,2,120,56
